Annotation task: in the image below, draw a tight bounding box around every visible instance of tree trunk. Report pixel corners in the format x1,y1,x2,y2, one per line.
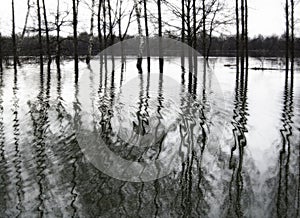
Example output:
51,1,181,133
181,0,185,43
98,0,102,48
285,0,289,77
157,0,162,37
102,0,107,49
98,0,103,64
157,0,163,73
12,0,18,70
87,0,95,64
37,0,43,72
235,0,239,74
107,0,114,45
193,0,196,50
73,0,79,81
240,0,245,74
56,0,61,65
290,0,294,76
202,0,206,58
245,0,248,69
42,0,51,65
187,0,191,47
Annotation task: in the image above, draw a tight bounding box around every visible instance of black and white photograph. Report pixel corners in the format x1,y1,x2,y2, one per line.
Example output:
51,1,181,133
0,0,299,217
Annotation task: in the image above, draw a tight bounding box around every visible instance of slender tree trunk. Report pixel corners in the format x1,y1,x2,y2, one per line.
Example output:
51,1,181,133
245,0,248,69
181,0,185,43
42,0,51,65
158,0,162,37
285,0,289,77
193,0,196,50
56,0,61,65
290,0,294,76
102,0,107,49
202,0,206,58
157,0,163,73
187,0,192,47
87,0,95,64
235,0,239,74
73,0,79,81
98,0,102,49
107,0,114,45
98,0,103,65
240,0,245,76
0,33,2,72
12,0,18,70
181,0,185,68
37,0,43,72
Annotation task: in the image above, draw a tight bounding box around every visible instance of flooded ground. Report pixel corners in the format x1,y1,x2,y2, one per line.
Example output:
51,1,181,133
0,56,299,217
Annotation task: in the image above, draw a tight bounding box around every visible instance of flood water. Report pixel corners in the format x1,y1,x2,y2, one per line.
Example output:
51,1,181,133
0,56,299,217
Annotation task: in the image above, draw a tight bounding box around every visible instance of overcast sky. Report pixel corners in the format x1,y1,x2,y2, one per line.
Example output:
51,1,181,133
0,0,299,38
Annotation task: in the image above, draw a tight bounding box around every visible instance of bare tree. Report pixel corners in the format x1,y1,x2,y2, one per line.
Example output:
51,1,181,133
86,0,95,64
12,0,18,70
53,0,71,65
73,0,79,81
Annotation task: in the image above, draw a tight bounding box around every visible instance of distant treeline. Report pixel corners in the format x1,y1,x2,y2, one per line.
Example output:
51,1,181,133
0,33,299,58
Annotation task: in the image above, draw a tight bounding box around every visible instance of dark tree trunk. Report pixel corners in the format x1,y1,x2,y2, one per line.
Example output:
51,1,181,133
42,0,51,64
37,0,43,72
98,0,103,64
241,0,245,74
290,0,294,76
202,0,206,58
73,0,79,82
157,0,162,37
157,0,163,72
245,0,248,69
235,0,239,74
181,0,185,68
98,0,102,50
285,0,289,77
181,0,185,44
107,0,114,45
102,0,107,49
187,0,192,47
56,0,61,65
193,0,196,50
12,0,18,71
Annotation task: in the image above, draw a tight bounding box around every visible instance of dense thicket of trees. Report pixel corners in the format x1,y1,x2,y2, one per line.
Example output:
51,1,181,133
0,34,299,59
